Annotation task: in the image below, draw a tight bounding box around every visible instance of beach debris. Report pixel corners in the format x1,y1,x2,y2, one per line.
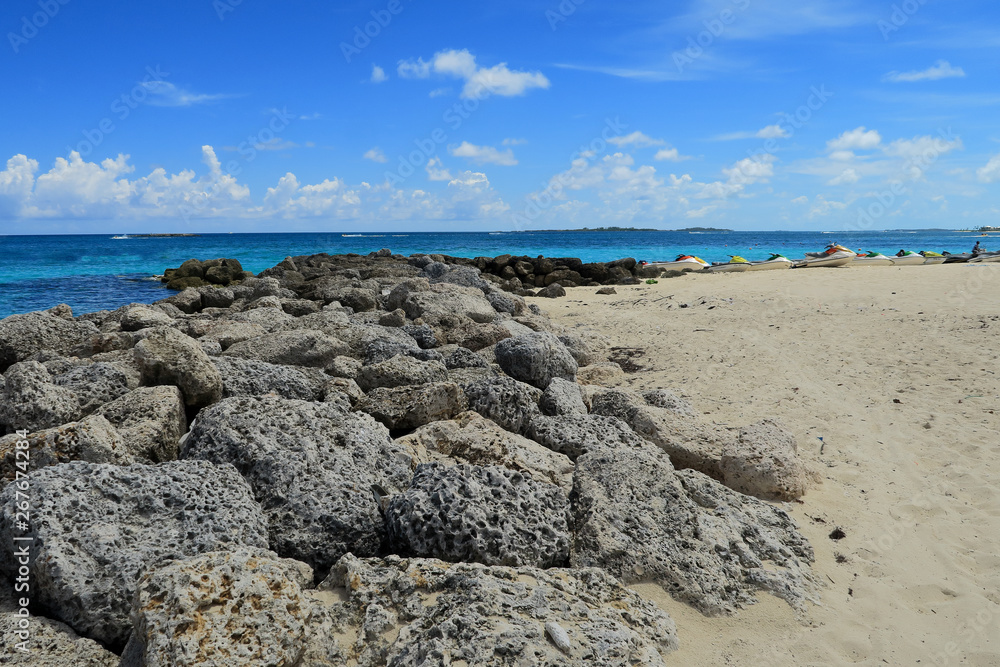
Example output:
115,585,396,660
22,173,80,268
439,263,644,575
829,527,847,541
596,286,617,295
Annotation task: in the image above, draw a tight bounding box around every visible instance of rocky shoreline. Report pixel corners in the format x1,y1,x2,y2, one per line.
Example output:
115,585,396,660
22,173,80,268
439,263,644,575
1,250,818,665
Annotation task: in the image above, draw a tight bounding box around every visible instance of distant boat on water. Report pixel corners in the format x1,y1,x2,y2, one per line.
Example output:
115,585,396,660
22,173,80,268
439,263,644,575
111,234,130,239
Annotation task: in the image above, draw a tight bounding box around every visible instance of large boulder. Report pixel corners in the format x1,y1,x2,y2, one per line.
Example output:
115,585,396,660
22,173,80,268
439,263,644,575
0,416,133,490
0,461,268,647
133,327,223,408
494,332,578,389
399,283,497,324
95,386,187,462
462,376,541,436
357,382,466,431
0,311,97,372
51,362,132,414
386,463,570,568
0,587,118,666
181,396,412,573
539,377,587,416
118,305,174,332
356,355,448,392
0,361,81,433
396,411,574,493
302,555,679,665
571,440,820,616
123,549,311,667
720,419,813,501
198,321,267,350
527,413,642,461
591,389,734,479
222,330,348,369
211,356,326,401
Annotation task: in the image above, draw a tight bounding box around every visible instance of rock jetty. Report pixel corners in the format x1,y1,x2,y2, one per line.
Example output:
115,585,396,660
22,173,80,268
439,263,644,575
0,249,820,665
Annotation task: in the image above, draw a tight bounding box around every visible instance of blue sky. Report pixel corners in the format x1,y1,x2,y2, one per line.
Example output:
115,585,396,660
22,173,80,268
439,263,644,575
1,0,998,233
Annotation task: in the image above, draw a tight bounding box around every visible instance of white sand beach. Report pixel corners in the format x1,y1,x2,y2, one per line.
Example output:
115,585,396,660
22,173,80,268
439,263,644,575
537,264,1000,666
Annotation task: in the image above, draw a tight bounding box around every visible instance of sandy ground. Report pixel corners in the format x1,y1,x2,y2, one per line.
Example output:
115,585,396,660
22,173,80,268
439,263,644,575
534,263,1000,667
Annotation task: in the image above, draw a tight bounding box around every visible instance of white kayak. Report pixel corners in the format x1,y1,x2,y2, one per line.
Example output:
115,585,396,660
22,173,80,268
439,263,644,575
794,250,855,268
747,256,794,271
892,252,926,266
853,253,894,267
648,256,709,272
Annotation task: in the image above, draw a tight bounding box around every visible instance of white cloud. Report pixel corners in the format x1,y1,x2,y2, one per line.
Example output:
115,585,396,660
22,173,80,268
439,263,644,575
808,196,848,218
827,127,882,152
756,124,790,139
977,154,1000,183
397,49,550,99
426,157,452,181
141,81,233,107
883,60,966,83
653,148,690,162
371,65,388,83
791,195,809,204
607,131,664,148
0,148,510,223
363,147,388,163
502,138,528,146
449,141,518,166
828,168,860,185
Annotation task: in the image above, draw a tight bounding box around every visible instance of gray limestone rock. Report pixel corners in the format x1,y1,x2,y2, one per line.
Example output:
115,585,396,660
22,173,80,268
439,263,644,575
444,346,490,369
387,463,570,568
539,377,587,416
118,306,174,332
558,333,595,366
0,460,268,647
527,413,642,461
95,386,186,462
571,440,821,616
395,410,574,493
125,549,312,667
211,356,326,401
51,362,131,415
0,415,133,490
400,283,497,324
181,396,412,573
495,332,578,389
304,554,679,665
720,419,812,501
461,375,541,436
0,362,81,433
0,311,98,372
0,587,118,666
222,329,348,369
591,389,734,480
357,382,467,432
133,327,223,408
356,355,448,392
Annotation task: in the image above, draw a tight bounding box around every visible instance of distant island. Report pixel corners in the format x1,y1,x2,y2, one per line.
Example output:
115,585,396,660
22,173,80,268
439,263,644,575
526,226,733,232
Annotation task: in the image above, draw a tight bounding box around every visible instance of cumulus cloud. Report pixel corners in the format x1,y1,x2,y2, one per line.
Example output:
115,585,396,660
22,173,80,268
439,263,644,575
756,124,791,139
371,65,388,83
426,157,452,181
828,168,860,185
883,60,965,83
397,49,549,99
0,148,509,223
607,131,664,148
654,147,690,162
364,147,388,163
977,154,1000,183
827,127,882,152
449,142,518,166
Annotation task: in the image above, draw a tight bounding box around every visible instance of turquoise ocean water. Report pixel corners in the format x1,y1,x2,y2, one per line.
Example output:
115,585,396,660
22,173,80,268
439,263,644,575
1,230,995,318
